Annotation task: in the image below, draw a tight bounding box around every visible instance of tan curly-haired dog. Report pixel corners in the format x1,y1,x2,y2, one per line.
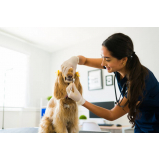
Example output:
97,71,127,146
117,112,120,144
39,68,82,133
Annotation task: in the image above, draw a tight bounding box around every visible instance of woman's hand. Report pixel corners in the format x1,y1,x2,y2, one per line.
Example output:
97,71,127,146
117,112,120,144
61,56,79,75
66,83,85,105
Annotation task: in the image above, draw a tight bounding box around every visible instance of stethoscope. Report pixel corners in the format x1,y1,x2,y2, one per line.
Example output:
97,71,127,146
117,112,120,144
113,72,138,129
113,73,128,106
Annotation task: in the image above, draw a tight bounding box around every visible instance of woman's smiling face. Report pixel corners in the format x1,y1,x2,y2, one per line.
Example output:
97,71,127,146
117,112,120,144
101,46,126,73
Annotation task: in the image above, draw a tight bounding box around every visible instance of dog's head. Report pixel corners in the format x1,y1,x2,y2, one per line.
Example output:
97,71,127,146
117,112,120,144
62,67,75,83
54,68,82,100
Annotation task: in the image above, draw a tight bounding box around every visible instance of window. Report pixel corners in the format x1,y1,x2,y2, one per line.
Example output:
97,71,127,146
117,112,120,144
0,46,29,108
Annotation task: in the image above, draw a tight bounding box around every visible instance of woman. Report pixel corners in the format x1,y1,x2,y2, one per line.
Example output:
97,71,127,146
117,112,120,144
61,33,159,133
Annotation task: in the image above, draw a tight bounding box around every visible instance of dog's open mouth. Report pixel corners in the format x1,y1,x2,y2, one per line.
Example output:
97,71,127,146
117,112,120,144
65,77,73,82
65,76,75,83
63,68,75,84
65,76,74,99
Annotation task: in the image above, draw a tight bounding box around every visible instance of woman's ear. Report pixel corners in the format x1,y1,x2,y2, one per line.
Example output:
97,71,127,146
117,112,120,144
54,72,68,99
121,57,128,64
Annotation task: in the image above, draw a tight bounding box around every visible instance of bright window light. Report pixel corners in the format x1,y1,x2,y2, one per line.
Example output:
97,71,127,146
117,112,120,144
0,46,29,108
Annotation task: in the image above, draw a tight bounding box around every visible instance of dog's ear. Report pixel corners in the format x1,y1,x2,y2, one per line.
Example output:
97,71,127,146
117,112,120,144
54,71,68,99
74,73,82,95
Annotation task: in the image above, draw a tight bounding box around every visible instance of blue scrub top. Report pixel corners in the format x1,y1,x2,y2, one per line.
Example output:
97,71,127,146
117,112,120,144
115,69,159,133
104,66,159,133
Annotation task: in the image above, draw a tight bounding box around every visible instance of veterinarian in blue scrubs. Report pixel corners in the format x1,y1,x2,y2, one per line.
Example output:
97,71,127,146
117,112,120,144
62,33,159,133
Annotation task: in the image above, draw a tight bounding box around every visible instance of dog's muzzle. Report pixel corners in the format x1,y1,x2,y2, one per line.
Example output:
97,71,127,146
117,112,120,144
65,75,75,83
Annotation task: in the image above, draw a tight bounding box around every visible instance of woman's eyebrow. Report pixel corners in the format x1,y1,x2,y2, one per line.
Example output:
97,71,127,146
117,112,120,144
100,54,111,58
102,56,111,58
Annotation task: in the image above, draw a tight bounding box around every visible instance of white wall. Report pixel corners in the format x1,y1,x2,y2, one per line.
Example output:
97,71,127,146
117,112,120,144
0,32,51,128
50,27,159,125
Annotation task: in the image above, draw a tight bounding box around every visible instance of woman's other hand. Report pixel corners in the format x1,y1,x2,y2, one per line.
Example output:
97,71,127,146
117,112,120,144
61,56,79,76
66,83,85,105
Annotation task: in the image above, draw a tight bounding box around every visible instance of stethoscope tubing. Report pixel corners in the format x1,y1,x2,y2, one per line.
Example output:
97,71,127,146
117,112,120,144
114,73,127,106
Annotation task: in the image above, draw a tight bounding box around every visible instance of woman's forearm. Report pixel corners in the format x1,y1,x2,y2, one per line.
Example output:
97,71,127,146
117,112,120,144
77,55,87,65
77,55,104,69
82,101,113,121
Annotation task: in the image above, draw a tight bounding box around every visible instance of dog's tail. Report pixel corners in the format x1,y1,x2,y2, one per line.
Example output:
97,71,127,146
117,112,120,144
39,116,56,133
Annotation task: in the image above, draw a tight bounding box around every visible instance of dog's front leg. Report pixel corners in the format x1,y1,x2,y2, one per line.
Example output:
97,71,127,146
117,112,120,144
39,116,55,133
55,125,68,133
69,125,79,133
54,120,68,133
69,114,79,133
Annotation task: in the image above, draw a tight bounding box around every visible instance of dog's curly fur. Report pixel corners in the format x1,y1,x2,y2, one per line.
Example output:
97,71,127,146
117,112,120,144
39,68,82,133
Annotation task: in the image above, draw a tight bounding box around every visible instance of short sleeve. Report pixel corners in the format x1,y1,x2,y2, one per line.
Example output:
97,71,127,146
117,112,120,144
140,69,159,101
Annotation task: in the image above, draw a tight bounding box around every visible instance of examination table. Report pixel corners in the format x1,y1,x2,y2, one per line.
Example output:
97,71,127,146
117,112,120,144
0,128,109,133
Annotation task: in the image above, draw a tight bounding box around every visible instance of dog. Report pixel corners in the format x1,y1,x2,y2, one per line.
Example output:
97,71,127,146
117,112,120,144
39,68,82,133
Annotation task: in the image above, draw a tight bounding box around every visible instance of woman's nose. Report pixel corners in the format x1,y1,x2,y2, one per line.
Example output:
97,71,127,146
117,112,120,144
101,58,105,66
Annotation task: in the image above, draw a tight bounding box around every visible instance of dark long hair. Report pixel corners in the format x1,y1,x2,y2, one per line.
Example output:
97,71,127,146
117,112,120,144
102,33,148,127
